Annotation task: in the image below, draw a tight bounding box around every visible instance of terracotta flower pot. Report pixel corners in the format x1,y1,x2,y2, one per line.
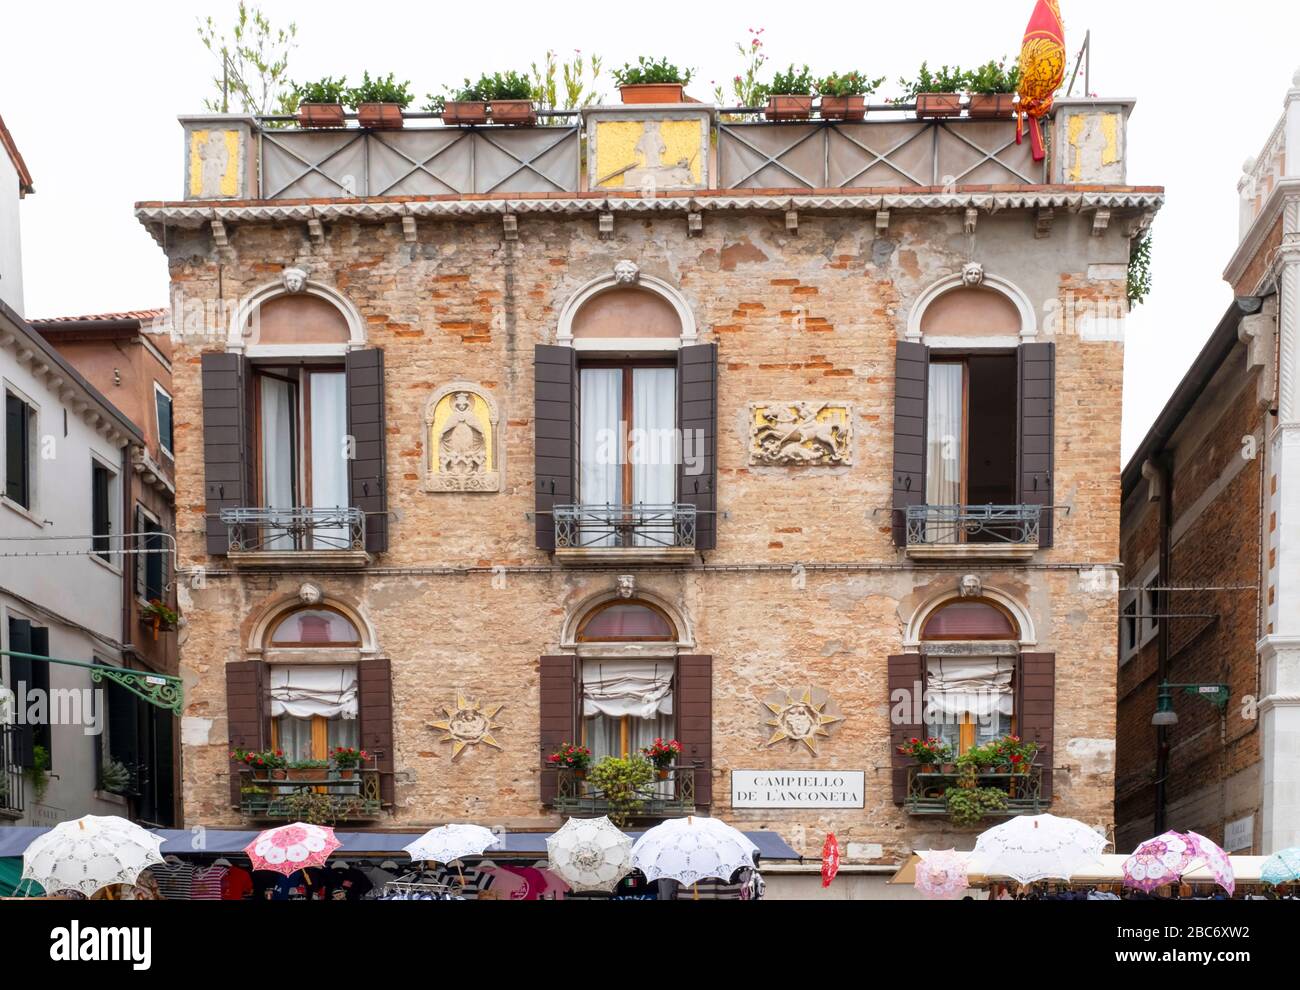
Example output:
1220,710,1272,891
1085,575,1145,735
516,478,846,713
337,768,355,780
766,94,814,121
287,767,322,782
357,103,404,129
270,769,287,780
656,768,670,781
490,100,537,126
619,83,685,105
915,93,963,119
298,103,346,128
819,95,867,121
442,100,489,125
967,93,1017,119
573,769,586,781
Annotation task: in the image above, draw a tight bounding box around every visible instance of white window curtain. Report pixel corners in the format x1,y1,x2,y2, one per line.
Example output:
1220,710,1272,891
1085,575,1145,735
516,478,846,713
276,714,359,762
631,368,676,546
579,368,622,547
926,363,963,510
309,371,348,548
270,665,358,720
260,376,296,550
925,657,1014,719
581,660,674,719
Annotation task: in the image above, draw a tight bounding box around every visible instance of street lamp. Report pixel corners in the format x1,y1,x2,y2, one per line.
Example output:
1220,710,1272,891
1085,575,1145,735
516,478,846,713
1150,682,1230,727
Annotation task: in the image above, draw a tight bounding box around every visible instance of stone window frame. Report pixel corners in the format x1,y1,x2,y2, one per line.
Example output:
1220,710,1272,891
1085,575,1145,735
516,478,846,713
225,276,367,359
905,269,1039,346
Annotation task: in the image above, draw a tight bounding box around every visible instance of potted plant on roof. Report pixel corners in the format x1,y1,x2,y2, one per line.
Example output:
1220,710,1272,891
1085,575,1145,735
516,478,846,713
897,62,969,119
290,76,349,128
479,70,539,125
817,70,885,122
348,72,412,130
761,64,815,121
613,56,693,104
967,58,1021,119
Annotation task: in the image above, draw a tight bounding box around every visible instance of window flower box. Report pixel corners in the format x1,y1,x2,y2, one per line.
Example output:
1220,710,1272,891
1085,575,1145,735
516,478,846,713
819,95,867,121
443,101,489,125
765,94,814,121
967,93,1017,119
356,103,404,129
915,93,963,118
297,103,346,128
619,83,685,104
490,100,537,126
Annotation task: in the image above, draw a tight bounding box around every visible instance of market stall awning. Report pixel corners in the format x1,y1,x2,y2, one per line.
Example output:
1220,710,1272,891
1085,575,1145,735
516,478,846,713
0,826,799,861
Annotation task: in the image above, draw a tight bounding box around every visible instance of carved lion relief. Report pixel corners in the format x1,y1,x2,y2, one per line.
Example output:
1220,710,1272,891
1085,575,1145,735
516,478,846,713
749,402,853,467
423,383,502,493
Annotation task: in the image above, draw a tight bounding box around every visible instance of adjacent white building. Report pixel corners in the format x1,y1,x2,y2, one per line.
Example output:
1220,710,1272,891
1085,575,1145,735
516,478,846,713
0,115,33,315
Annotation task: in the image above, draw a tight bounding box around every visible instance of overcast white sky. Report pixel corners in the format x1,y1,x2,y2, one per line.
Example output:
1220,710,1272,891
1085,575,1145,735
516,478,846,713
4,0,1300,461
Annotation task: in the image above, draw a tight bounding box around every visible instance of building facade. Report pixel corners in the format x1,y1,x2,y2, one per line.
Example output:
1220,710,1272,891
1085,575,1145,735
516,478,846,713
1118,69,1300,855
143,95,1159,874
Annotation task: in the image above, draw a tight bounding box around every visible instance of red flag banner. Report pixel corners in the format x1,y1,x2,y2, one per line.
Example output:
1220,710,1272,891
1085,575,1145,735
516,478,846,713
1017,0,1067,162
821,833,840,888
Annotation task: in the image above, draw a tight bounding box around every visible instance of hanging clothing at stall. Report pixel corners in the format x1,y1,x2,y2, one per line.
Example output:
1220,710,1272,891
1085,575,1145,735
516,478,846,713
324,865,374,901
190,864,228,900
149,860,196,901
221,866,255,900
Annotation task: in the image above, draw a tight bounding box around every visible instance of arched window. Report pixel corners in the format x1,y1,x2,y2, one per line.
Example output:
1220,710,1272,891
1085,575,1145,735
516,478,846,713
921,599,1019,642
268,607,362,647
576,600,677,763
265,606,361,762
577,601,676,642
922,599,1020,757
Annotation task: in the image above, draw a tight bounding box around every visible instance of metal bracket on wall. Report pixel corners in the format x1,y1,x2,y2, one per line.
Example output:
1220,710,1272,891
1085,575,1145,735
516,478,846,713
0,650,183,716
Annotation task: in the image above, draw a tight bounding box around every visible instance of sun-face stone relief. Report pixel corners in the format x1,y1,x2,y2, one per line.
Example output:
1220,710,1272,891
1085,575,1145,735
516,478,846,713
429,693,505,759
749,402,853,467
423,383,502,493
762,687,845,755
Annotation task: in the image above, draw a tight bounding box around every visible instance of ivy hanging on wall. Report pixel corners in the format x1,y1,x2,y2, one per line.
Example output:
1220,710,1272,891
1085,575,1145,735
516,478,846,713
1128,233,1154,307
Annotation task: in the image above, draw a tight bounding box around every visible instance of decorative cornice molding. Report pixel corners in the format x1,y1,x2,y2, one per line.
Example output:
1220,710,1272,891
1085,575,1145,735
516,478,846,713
1224,180,1300,288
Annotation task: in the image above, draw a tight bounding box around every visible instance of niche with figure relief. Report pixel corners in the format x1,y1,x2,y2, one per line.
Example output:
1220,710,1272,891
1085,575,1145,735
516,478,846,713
422,383,502,493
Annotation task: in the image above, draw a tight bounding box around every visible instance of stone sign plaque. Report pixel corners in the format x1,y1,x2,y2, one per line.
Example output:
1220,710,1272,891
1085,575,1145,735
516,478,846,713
731,770,866,809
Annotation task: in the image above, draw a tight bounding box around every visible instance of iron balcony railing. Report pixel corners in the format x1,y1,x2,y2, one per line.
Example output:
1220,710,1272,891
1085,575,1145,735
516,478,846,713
554,504,696,551
0,725,24,817
220,507,366,554
551,765,699,818
906,765,1046,819
237,768,383,823
906,504,1042,547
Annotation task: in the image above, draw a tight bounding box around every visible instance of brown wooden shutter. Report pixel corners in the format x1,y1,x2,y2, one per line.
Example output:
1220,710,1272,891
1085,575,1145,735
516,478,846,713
1016,652,1056,801
888,653,926,805
357,657,395,806
534,346,578,551
346,349,388,553
676,654,713,806
224,660,268,806
892,341,929,547
201,352,251,556
1018,342,1055,548
678,344,718,552
538,654,579,805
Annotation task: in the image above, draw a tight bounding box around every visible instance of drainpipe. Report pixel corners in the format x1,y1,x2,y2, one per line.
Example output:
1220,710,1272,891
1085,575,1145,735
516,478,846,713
1151,453,1174,834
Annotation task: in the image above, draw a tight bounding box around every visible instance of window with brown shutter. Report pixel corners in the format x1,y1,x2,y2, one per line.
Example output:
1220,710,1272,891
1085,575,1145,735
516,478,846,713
356,657,395,806
1018,343,1056,548
224,660,268,806
675,654,713,806
892,342,929,547
201,353,251,556
677,344,718,552
538,654,579,804
346,349,388,553
1015,652,1055,800
888,653,926,805
534,347,578,551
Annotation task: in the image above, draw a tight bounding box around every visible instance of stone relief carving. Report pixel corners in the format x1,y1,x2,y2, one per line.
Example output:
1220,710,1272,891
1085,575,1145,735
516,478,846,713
613,260,640,285
762,687,845,755
749,402,853,467
959,575,983,599
423,383,502,493
281,267,309,294
298,582,323,605
429,693,505,759
617,575,636,599
961,261,985,287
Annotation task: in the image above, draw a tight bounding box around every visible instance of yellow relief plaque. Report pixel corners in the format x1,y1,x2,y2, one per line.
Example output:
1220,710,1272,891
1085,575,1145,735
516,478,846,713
424,384,501,492
593,118,704,190
188,129,242,199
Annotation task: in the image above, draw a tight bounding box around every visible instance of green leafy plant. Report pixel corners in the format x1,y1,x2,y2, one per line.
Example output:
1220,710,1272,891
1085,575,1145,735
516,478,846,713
346,72,412,108
330,746,369,770
897,736,954,766
531,50,604,112
587,756,655,827
760,64,816,98
142,599,179,628
816,71,885,98
989,735,1039,772
613,56,693,87
284,75,349,111
967,58,1022,95
945,785,1008,827
895,62,971,101
99,759,132,795
287,758,331,770
281,788,338,826
25,745,51,803
1128,233,1154,306
712,28,768,115
454,71,534,102
198,2,297,114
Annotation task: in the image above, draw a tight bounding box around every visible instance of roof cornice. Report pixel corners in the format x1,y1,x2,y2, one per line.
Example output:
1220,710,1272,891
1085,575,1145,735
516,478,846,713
1223,178,1300,289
